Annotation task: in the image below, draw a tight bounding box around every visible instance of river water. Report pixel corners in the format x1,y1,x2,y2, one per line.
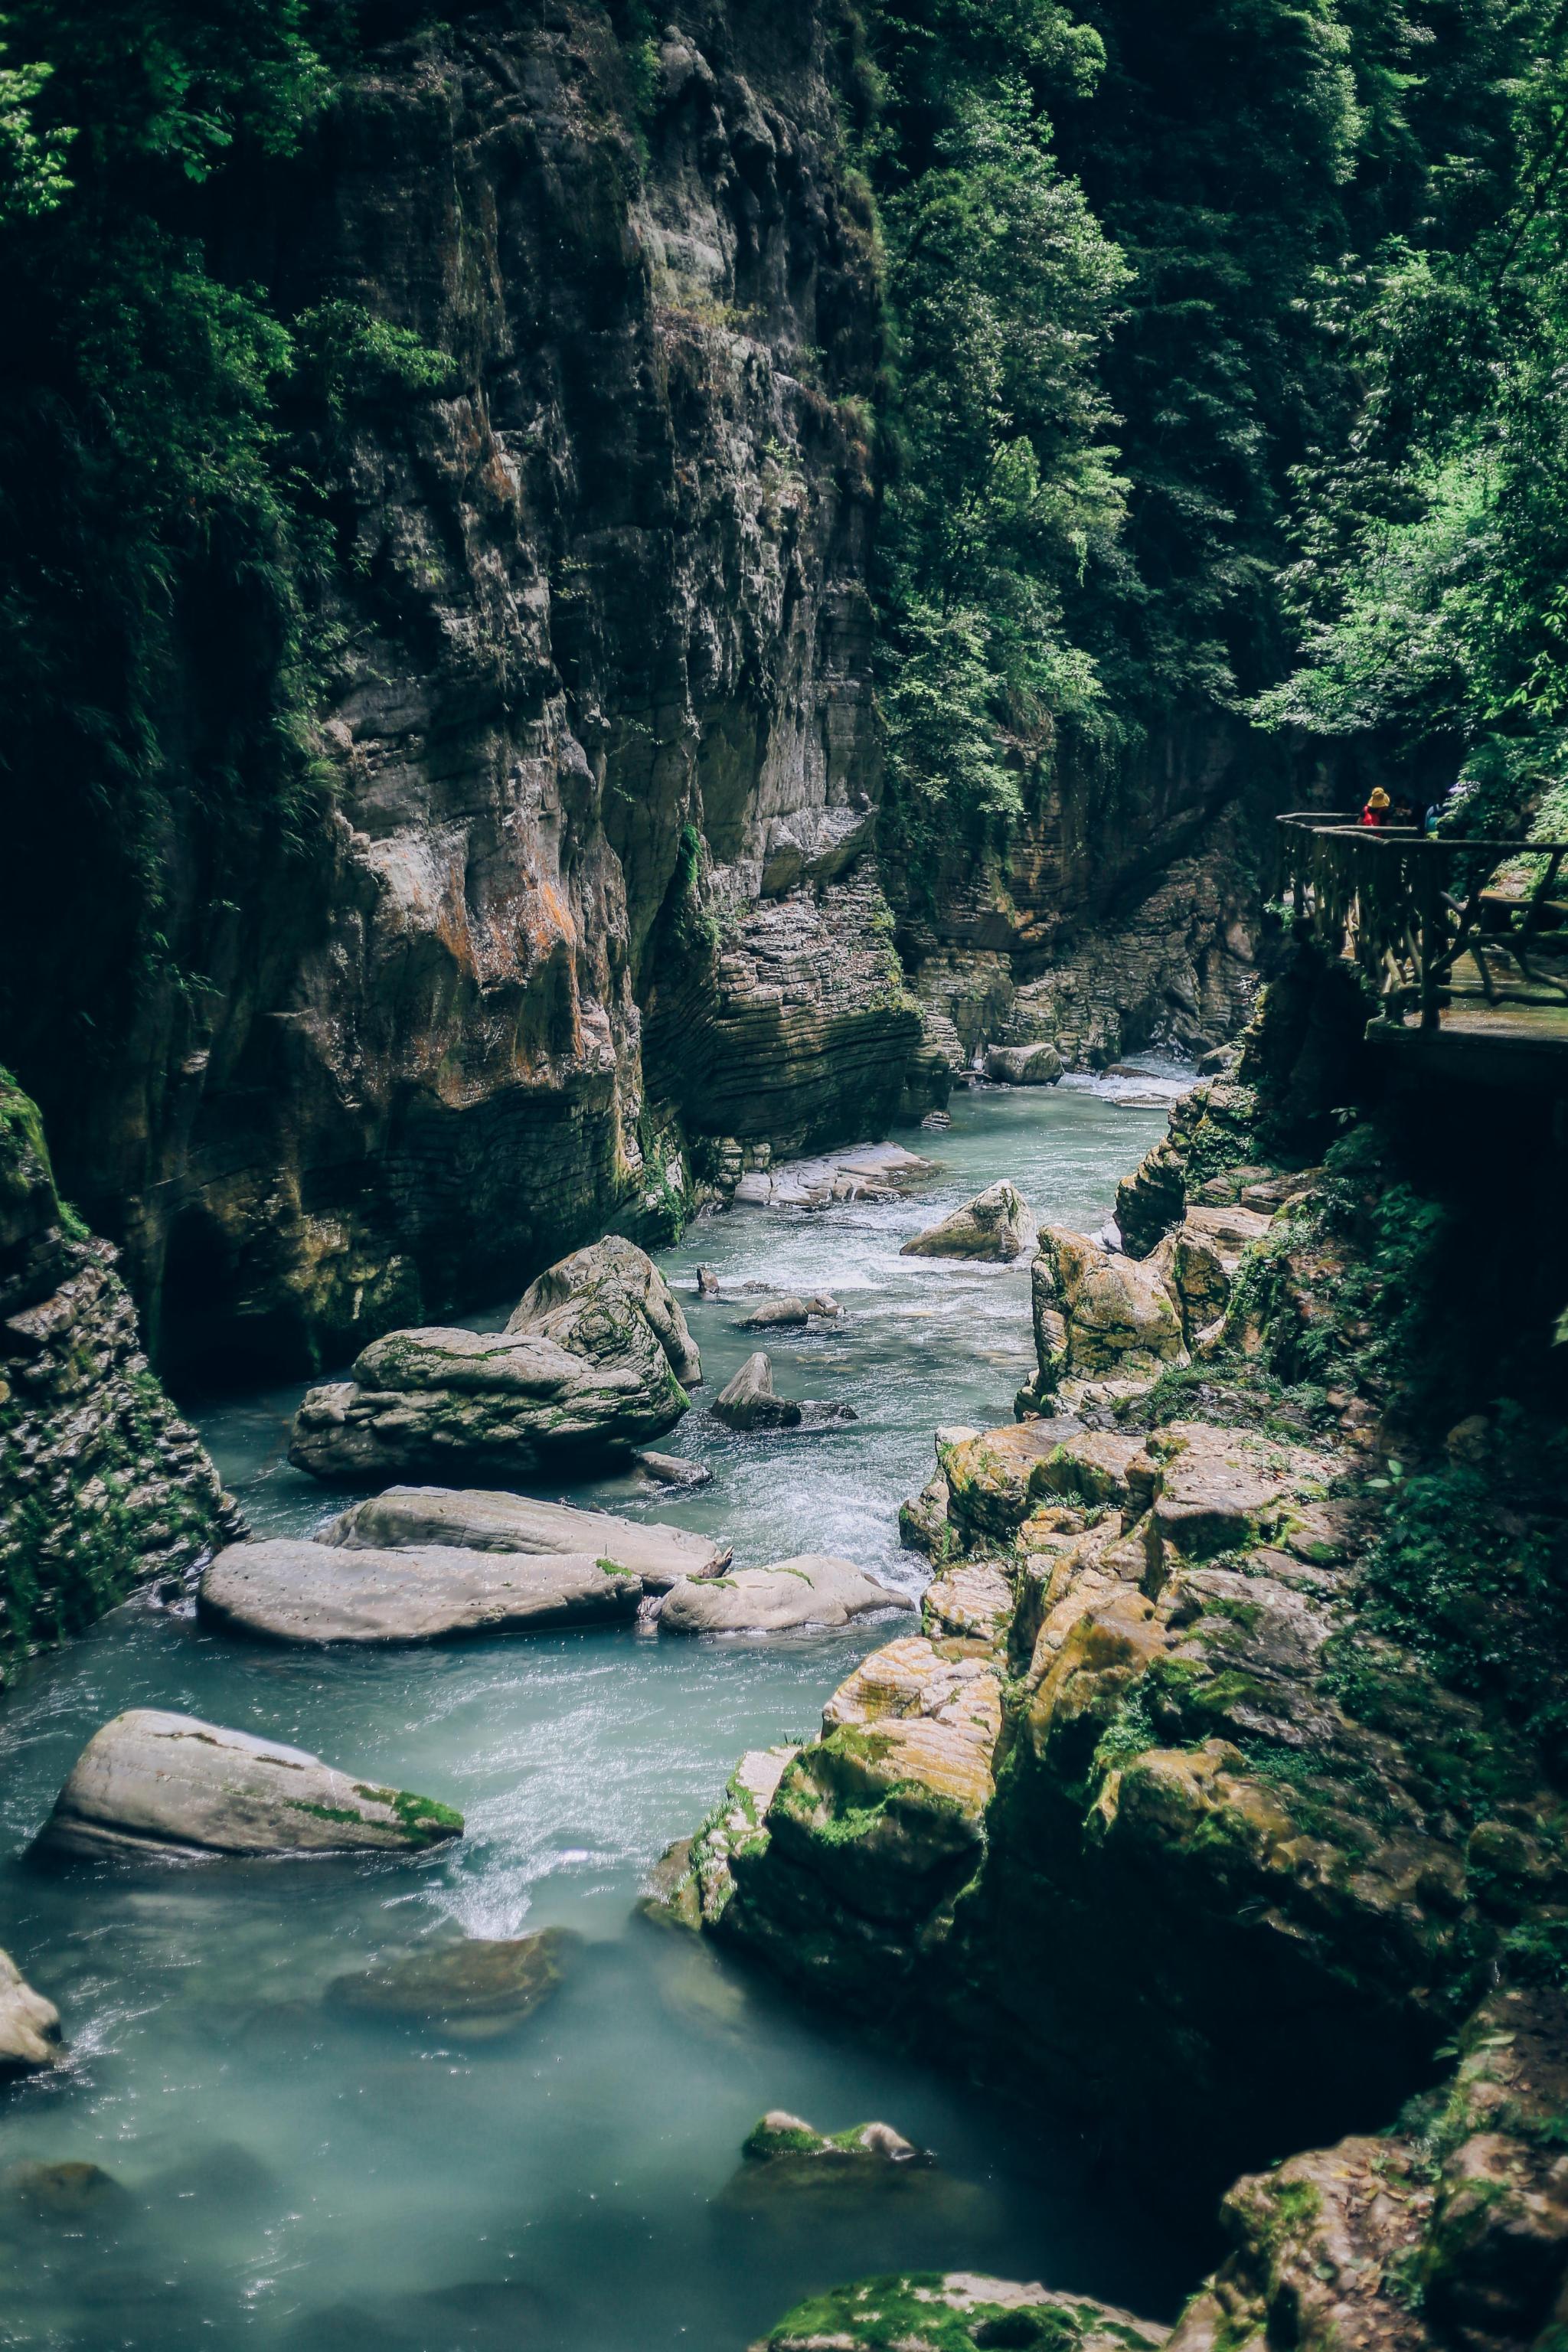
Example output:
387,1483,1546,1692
0,1077,1192,2352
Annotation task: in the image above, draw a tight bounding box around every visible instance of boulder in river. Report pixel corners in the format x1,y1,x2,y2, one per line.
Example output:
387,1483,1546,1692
289,1237,693,1484
737,1294,841,1331
632,1449,712,1491
984,1040,1063,1085
743,2111,924,2164
900,1179,1037,1263
655,1557,913,1635
2,2160,125,2220
326,1926,580,2040
713,1352,802,1432
506,1233,701,1387
0,1951,63,2076
199,1538,641,1645
319,1485,727,1592
34,1710,463,1861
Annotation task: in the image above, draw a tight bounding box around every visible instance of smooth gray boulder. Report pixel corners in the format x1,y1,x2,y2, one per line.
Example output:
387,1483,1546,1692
34,1710,463,1861
900,1179,1037,1263
0,1951,63,2076
985,1040,1063,1085
657,1556,913,1635
712,1352,802,1432
289,1237,694,1485
507,1233,701,1387
632,1449,713,1491
318,1485,728,1592
200,1538,640,1645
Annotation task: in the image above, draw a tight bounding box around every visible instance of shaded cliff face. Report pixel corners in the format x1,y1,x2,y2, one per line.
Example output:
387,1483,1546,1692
892,714,1299,1074
18,2,887,1385
0,1075,234,1677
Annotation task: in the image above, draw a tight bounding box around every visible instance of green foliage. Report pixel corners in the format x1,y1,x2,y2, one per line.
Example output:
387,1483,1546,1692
1253,10,1568,819
0,24,72,218
1351,1432,1568,1760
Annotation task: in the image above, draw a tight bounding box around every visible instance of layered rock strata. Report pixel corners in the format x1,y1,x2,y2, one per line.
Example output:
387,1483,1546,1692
0,1073,235,1677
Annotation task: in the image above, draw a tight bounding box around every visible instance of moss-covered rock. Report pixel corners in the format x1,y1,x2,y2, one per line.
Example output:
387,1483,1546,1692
0,1071,235,1679
753,2272,1168,2352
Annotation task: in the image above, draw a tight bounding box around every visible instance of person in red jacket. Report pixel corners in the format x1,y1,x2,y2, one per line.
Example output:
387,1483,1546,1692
1361,786,1392,828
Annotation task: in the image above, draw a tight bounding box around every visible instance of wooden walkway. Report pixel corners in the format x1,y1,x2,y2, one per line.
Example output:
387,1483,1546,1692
1278,815,1568,1096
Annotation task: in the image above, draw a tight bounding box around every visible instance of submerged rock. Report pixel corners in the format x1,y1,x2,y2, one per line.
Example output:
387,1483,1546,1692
713,1352,802,1432
756,2275,1168,2352
743,2111,924,2164
326,1927,579,2040
200,1538,640,1645
984,1040,1063,1085
0,1952,64,2077
2,2161,126,2220
289,1238,693,1483
655,1557,912,1636
506,1233,701,1387
319,1485,727,1592
900,1180,1037,1263
35,1710,463,1861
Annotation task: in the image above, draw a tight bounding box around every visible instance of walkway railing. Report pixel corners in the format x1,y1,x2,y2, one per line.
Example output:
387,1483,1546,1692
1276,813,1568,1031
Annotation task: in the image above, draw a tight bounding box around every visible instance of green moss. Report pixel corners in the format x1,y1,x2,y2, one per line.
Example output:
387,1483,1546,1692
743,2117,824,2160
351,1784,464,1845
758,2274,1086,2352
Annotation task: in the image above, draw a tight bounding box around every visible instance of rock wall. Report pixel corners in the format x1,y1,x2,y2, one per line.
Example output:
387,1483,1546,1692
8,2,893,1386
0,1076,235,1681
894,717,1295,1073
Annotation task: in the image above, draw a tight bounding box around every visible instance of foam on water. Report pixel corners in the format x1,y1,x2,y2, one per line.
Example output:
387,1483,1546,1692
0,1080,1197,2351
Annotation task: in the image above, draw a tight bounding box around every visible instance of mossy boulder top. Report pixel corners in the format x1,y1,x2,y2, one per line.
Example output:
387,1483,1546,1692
35,1710,463,1861
655,1556,913,1636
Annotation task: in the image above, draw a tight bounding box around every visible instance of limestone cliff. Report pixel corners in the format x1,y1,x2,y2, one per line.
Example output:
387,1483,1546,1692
8,2,891,1386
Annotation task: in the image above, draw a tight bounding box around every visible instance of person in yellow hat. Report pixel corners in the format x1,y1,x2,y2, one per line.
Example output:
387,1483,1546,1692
1361,786,1392,829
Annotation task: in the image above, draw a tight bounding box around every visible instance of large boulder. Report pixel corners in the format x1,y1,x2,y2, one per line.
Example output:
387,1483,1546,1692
1029,1223,1187,1390
506,1233,701,1387
34,1710,463,1861
199,1538,640,1645
713,1352,802,1432
289,1236,695,1484
656,1557,912,1635
0,1951,63,2076
289,1328,687,1486
984,1040,1063,1085
318,1485,727,1592
1150,1203,1272,1338
900,1181,1037,1263
737,1295,840,1331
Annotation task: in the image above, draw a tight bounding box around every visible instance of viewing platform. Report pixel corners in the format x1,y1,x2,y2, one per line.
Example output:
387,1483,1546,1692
1276,812,1568,1097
